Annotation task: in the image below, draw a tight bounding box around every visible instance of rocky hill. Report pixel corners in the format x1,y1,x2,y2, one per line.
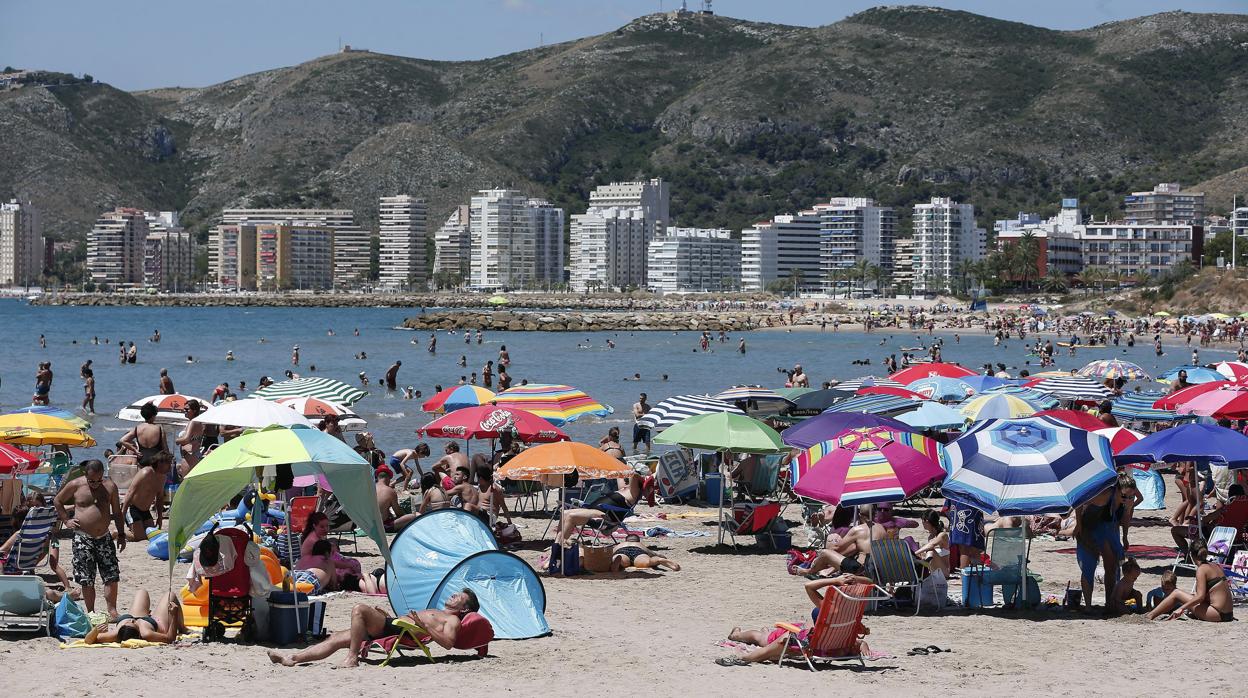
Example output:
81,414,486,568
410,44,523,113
3,6,1248,242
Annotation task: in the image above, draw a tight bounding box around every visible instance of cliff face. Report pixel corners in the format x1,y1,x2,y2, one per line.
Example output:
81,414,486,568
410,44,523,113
4,7,1248,240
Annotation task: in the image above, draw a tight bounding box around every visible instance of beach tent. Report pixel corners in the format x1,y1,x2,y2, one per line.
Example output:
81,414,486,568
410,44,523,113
1131,467,1166,510
386,509,548,640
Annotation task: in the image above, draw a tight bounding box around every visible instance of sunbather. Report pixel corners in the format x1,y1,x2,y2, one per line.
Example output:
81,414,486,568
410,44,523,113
912,510,950,577
84,589,187,644
554,473,643,548
267,590,480,668
717,575,873,666
610,535,680,572
1145,542,1235,622
790,505,882,577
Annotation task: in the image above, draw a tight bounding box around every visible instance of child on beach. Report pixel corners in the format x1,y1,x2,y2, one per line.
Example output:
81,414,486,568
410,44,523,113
1110,558,1143,614
1146,570,1178,611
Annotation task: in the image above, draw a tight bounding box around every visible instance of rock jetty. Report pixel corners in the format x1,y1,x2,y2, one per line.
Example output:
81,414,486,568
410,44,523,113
401,310,786,332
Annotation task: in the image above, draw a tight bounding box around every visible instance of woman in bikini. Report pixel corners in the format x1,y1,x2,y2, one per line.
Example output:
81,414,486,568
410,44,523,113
912,510,950,577
610,535,681,572
1145,541,1235,622
85,590,187,644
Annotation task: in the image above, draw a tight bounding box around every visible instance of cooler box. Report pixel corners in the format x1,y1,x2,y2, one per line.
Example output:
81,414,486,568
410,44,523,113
703,474,723,505
755,519,791,552
961,566,993,608
267,591,310,646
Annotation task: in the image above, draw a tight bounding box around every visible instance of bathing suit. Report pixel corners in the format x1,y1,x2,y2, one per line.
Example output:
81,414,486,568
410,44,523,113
290,569,323,595
127,505,154,526
72,531,120,585
594,492,630,525
116,614,158,630
615,545,647,565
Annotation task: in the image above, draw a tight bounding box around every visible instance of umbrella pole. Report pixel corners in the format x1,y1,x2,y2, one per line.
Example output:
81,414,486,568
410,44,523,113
718,450,731,546
281,488,303,638
1021,517,1029,609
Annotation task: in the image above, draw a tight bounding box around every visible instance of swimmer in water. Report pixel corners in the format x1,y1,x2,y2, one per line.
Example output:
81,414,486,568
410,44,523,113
185,355,194,363
225,351,235,361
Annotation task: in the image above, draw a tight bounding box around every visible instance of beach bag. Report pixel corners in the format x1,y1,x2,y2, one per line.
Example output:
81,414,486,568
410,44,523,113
582,543,614,573
547,541,580,576
52,594,90,639
918,570,948,611
494,522,521,546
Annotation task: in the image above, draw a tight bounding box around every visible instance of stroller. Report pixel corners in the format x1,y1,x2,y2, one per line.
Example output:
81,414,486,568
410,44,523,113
204,526,257,642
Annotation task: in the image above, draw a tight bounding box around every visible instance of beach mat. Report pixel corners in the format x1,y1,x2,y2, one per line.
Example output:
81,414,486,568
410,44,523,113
1053,544,1174,560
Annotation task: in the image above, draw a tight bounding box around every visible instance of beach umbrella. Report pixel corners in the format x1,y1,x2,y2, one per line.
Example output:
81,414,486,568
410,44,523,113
487,295,509,305
192,398,314,429
959,375,1012,393
890,362,977,384
421,385,496,414
636,394,744,432
0,443,39,474
417,405,568,442
774,387,814,400
714,386,794,405
897,402,967,430
856,385,928,401
654,412,784,455
1034,409,1108,432
1214,361,1248,382
1031,375,1113,401
907,376,976,401
833,376,904,391
1153,380,1235,410
273,396,367,431
983,385,1059,409
1111,391,1178,422
6,405,90,430
782,411,916,450
168,425,389,573
959,394,1037,422
0,413,95,447
1093,426,1144,454
1077,359,1149,381
1115,423,1248,468
117,393,209,425
1156,365,1224,385
1210,312,1232,320
1175,386,1248,419
496,441,634,481
823,394,920,417
792,427,946,506
493,384,613,426
251,376,368,406
786,388,853,416
1153,311,1171,317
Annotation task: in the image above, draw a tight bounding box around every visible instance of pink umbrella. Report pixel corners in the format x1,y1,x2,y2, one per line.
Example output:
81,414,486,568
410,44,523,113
792,427,945,506
856,385,928,401
1176,386,1248,419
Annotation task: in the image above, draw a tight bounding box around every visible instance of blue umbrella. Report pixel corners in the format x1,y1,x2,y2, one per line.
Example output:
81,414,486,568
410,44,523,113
907,377,976,402
898,402,966,430
1111,391,1179,423
823,394,920,417
1156,365,1224,385
960,375,1011,392
781,411,916,450
942,415,1117,515
1115,423,1248,468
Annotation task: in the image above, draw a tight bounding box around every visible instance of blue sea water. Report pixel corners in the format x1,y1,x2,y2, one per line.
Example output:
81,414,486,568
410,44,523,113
2,299,1236,457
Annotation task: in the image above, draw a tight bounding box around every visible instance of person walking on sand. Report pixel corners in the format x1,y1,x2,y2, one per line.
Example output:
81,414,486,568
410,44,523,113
158,368,175,395
54,460,125,617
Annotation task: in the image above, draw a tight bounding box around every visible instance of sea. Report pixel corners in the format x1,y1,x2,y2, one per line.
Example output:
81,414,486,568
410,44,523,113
3,299,1239,458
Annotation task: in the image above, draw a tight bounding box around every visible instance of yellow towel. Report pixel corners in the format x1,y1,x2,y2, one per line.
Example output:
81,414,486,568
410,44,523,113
60,633,198,649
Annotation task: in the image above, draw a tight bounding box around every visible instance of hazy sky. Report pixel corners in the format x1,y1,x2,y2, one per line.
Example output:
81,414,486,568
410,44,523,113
3,0,1244,90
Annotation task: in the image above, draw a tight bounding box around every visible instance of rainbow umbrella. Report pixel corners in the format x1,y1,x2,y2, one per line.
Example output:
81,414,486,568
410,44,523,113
792,427,946,506
1077,359,1149,381
983,385,1059,409
8,405,90,429
492,384,613,426
421,385,497,414
959,394,1037,422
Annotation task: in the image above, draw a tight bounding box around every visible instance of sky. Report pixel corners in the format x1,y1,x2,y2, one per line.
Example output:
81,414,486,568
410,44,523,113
3,0,1245,91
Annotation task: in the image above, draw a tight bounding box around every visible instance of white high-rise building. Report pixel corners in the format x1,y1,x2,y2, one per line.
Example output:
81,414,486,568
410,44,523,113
912,197,985,293
143,211,194,291
815,197,896,292
470,189,533,290
432,205,471,285
646,227,740,294
1232,207,1248,249
0,199,43,287
569,207,652,291
740,211,825,293
587,178,670,226
378,195,427,290
87,208,148,288
212,208,368,289
528,199,565,287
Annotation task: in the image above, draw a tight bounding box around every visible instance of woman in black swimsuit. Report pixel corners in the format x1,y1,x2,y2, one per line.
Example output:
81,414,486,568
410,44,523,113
554,474,644,548
85,589,187,643
120,403,169,461
611,535,680,572
1145,541,1235,622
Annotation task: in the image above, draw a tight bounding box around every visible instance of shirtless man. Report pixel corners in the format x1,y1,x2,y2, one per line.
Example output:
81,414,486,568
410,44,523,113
475,466,510,527
268,590,480,668
158,368,175,395
384,361,401,391
121,452,171,541
375,467,401,531
631,393,651,455
792,505,883,577
54,460,126,616
430,442,469,479
448,466,481,514
791,364,810,389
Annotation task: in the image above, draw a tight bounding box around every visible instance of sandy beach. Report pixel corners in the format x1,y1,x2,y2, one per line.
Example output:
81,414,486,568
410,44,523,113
9,477,1244,698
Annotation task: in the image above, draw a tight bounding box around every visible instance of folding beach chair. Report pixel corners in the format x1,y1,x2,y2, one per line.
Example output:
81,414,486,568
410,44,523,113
1172,500,1248,574
0,574,50,633
1205,526,1238,566
984,527,1037,608
867,537,922,615
775,583,892,670
721,501,782,549
372,611,494,667
0,506,57,575
286,495,319,535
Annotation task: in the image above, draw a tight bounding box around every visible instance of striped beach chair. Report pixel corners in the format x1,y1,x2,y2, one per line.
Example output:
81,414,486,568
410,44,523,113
1,506,57,574
867,537,923,615
774,583,891,670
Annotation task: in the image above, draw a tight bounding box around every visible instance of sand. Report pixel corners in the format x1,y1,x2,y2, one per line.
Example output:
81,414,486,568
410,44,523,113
9,479,1245,698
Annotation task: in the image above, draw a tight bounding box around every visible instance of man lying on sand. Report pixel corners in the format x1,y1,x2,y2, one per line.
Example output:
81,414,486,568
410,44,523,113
268,590,480,668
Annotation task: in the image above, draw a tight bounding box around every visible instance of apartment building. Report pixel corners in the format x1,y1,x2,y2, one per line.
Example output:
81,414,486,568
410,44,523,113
87,207,148,287
1124,183,1205,224
377,195,427,290
740,211,824,293
815,197,896,290
0,199,43,286
646,227,740,294
432,205,471,284
912,197,985,293
569,207,652,291
143,211,194,291
212,208,367,289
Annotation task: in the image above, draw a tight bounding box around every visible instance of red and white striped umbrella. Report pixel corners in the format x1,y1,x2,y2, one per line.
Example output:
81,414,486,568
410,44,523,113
117,393,211,425
273,396,367,431
1093,426,1145,454
1214,361,1248,382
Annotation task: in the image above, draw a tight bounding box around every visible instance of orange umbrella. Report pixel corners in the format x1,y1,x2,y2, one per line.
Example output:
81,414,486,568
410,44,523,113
497,441,633,481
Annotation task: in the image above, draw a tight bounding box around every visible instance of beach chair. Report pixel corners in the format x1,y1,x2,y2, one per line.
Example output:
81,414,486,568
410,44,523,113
204,527,256,642
775,583,891,670
984,527,1037,608
1172,499,1248,573
373,611,494,667
1205,526,1239,566
867,537,922,615
286,495,319,535
721,501,782,549
0,506,57,575
0,574,50,633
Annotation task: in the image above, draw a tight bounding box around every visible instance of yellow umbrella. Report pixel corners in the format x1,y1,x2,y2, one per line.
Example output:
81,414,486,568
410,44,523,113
1210,312,1231,320
0,412,95,447
1153,311,1171,317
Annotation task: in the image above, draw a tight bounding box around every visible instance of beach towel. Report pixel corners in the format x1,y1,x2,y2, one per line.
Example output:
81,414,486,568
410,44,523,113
59,633,198,649
1053,544,1175,560
643,526,708,538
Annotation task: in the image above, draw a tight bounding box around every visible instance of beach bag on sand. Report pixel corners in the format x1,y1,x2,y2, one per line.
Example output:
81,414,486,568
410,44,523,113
582,543,613,573
52,594,90,639
547,541,580,576
494,522,521,546
918,570,948,611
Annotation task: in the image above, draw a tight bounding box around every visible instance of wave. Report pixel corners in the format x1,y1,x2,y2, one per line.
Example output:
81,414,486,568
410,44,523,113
373,412,406,419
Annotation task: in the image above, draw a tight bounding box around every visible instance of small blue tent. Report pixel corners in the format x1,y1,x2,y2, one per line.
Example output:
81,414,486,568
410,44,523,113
431,551,549,640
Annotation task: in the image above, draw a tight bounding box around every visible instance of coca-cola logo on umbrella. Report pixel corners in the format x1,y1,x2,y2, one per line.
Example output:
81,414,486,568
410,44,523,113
479,409,515,432
440,425,468,437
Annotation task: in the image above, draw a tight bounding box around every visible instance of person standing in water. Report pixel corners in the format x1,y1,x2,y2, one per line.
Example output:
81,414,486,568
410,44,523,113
428,333,437,354
738,337,746,354
384,361,401,391
81,367,96,414
291,345,300,366
498,345,511,368
482,360,494,388
158,368,175,395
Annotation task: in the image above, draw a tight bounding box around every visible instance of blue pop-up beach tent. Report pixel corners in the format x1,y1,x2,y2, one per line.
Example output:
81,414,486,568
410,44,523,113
386,509,549,640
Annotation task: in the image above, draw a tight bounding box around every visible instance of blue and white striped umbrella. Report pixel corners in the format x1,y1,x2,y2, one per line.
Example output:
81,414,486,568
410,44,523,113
637,394,744,432
1111,391,1179,423
984,385,1060,410
941,415,1117,515
1031,376,1113,401
823,394,918,416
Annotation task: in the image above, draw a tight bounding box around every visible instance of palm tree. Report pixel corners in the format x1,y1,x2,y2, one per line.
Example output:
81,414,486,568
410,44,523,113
788,267,805,297
1013,231,1041,291
1040,269,1068,294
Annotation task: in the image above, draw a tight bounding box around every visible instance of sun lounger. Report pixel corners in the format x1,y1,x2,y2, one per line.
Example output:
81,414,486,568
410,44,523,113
721,501,782,549
0,574,50,633
372,611,494,667
775,583,891,670
867,537,922,615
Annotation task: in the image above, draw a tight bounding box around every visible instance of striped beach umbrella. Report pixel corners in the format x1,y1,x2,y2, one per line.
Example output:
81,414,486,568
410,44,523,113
1077,359,1149,381
252,377,368,406
421,385,496,414
1093,426,1145,454
856,385,928,401
637,395,744,432
8,405,90,429
907,376,976,402
983,385,1059,409
1214,361,1248,382
823,394,919,417
1034,409,1107,432
117,393,209,425
493,384,613,426
960,394,1037,422
1031,375,1113,401
890,362,977,384
960,375,1013,393
941,416,1117,515
714,386,794,404
1153,380,1235,410
782,411,916,450
1175,386,1248,419
273,396,367,431
1111,391,1178,422
833,376,903,392
792,427,946,506
1156,365,1224,385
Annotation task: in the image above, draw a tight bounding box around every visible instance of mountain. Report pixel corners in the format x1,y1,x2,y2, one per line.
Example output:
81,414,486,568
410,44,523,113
3,6,1248,245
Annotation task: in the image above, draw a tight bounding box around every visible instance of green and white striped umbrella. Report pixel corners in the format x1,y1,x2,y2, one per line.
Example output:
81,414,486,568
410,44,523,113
251,377,368,406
